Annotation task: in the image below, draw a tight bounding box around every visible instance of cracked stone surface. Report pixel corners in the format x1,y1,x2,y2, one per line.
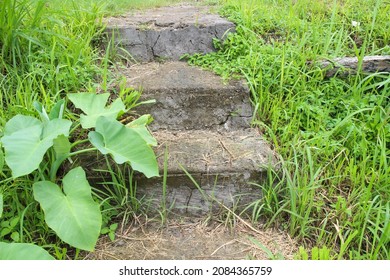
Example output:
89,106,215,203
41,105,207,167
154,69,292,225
103,4,235,61
136,129,277,215
124,62,252,131
118,61,277,215
97,5,278,215
152,130,276,174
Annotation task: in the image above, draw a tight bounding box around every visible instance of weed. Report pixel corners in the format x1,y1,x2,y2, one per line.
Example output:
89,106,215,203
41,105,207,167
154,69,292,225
294,246,335,260
248,237,285,260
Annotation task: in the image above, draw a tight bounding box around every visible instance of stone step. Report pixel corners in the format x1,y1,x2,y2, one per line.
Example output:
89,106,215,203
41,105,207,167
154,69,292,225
100,5,278,216
123,61,252,131
77,129,277,215
103,4,235,62
136,129,277,215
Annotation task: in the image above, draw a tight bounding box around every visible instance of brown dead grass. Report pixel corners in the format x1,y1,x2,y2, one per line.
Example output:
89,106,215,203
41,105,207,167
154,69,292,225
84,216,298,260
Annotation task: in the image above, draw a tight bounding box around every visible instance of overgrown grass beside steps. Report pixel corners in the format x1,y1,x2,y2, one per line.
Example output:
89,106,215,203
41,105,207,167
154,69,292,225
187,0,389,259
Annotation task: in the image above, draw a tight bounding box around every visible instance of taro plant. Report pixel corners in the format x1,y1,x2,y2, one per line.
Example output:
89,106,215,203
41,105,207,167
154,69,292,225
0,93,159,259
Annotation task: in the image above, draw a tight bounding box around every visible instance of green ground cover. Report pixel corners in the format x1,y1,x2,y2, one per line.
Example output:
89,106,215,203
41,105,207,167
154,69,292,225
0,0,388,259
186,0,389,259
0,0,161,259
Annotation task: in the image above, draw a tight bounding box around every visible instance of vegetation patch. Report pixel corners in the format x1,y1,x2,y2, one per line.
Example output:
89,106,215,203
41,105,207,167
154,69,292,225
0,0,160,259
186,0,389,259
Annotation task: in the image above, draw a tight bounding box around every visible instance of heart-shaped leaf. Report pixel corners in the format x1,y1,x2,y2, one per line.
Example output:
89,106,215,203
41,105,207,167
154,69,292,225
0,242,54,260
0,115,72,178
33,167,101,251
3,114,40,135
89,116,158,178
68,93,125,129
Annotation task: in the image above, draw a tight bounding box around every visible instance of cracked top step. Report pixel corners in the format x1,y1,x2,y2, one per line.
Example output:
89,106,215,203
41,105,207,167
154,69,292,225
123,62,252,131
103,5,235,61
104,5,230,29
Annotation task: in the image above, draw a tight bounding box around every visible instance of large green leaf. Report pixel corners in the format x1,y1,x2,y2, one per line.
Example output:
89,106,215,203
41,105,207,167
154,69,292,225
33,167,101,251
89,116,159,178
3,115,40,135
0,242,54,260
68,93,125,129
0,115,72,178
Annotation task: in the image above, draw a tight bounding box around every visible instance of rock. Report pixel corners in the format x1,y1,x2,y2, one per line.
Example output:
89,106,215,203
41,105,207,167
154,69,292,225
122,61,277,215
314,55,390,77
103,5,235,62
136,129,277,215
124,62,252,131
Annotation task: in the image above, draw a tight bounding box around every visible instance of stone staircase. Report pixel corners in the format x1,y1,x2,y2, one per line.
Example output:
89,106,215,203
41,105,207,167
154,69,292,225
104,5,277,215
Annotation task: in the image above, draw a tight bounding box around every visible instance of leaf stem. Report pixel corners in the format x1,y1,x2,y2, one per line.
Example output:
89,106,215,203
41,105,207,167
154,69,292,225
70,138,90,149
68,147,98,157
69,122,82,135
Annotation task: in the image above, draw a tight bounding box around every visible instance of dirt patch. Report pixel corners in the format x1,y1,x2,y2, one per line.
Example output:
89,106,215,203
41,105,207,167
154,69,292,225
85,217,298,260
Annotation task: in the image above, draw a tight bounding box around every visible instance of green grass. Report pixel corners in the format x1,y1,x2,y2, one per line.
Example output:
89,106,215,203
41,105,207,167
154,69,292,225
0,0,190,257
0,0,108,252
0,0,186,123
0,0,122,257
187,0,389,259
0,0,105,122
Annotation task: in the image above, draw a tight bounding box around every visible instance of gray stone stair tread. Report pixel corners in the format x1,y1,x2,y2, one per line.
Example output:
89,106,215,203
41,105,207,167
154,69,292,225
103,5,235,61
136,129,276,215
153,129,277,175
125,61,246,91
104,5,229,28
123,61,252,130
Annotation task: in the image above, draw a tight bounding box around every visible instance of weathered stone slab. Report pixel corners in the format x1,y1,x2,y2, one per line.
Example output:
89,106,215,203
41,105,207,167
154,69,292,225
73,129,277,215
317,55,390,77
152,130,275,174
123,61,252,131
103,5,235,62
136,129,277,215
139,173,263,216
